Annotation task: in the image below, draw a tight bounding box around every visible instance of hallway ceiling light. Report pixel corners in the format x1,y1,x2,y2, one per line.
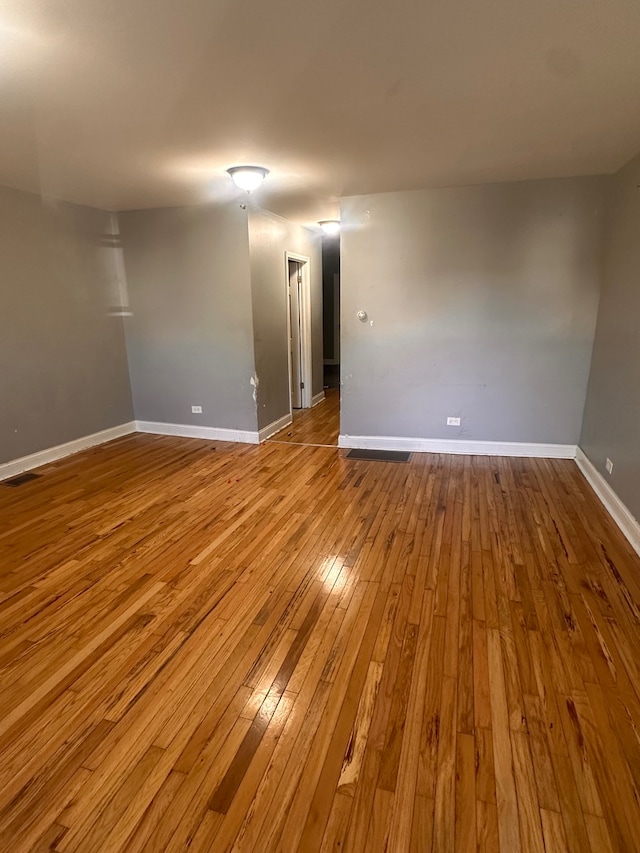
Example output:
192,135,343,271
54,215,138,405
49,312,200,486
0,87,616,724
319,220,340,236
227,166,269,192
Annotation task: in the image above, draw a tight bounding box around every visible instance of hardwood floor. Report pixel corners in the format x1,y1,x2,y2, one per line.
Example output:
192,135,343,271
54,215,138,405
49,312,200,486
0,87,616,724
1,434,640,852
270,388,340,446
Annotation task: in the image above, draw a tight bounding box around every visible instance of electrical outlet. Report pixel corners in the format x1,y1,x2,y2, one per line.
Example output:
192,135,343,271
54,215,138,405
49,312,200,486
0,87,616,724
191,405,203,414
447,417,461,426
605,458,614,475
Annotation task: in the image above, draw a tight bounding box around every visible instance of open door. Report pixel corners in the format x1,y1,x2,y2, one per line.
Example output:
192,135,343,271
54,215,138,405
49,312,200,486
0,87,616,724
286,253,312,410
288,259,303,409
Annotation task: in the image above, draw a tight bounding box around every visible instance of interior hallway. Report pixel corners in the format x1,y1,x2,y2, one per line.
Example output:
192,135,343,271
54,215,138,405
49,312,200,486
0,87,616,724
1,434,640,851
269,388,340,447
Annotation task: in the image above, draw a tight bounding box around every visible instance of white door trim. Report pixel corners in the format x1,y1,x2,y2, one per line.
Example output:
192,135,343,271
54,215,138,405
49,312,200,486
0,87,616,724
285,252,312,410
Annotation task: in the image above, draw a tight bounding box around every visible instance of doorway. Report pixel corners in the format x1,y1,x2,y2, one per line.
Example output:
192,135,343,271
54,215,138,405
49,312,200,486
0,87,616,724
322,235,340,390
286,253,312,411
267,247,340,447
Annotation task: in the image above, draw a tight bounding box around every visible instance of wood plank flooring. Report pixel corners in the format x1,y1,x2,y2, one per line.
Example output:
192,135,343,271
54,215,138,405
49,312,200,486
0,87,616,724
1,433,640,851
270,388,339,446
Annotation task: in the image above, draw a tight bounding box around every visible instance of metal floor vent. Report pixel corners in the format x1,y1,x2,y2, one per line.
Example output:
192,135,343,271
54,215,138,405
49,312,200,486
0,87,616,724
346,449,411,463
3,472,42,487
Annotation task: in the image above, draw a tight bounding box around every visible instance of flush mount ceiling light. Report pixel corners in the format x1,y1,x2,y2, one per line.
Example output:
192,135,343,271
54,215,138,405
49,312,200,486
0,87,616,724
227,165,269,192
319,220,340,236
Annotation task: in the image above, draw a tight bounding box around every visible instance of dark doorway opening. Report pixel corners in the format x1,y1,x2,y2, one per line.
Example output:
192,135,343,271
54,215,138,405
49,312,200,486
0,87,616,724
322,235,340,389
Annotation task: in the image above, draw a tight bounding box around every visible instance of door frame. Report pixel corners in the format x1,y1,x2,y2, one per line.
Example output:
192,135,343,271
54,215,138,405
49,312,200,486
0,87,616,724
285,252,312,411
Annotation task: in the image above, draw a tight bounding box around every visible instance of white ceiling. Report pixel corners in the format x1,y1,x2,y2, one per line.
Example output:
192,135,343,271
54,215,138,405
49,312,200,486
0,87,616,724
1,0,640,225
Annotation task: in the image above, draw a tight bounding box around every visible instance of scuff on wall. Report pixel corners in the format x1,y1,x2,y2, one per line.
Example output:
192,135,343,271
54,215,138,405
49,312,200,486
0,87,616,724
250,374,259,403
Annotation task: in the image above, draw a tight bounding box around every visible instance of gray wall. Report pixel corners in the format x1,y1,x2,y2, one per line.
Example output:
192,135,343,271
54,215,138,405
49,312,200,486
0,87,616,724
0,185,133,465
248,208,323,431
581,154,640,521
340,177,605,444
119,203,258,432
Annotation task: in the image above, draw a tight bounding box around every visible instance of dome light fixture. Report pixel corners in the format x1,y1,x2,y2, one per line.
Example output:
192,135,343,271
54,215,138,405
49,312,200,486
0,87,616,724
226,165,269,192
319,220,340,236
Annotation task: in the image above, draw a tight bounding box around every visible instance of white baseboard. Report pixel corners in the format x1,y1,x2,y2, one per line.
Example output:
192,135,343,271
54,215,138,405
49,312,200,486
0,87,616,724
311,392,325,408
135,420,259,444
338,434,577,459
0,421,137,482
575,448,640,558
258,413,292,442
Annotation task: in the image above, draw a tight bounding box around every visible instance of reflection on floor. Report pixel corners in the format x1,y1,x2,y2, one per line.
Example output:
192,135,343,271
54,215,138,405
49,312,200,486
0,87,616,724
270,388,340,447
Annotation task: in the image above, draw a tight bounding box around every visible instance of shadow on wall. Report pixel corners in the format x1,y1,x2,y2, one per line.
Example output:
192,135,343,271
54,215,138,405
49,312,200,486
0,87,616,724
100,213,132,317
